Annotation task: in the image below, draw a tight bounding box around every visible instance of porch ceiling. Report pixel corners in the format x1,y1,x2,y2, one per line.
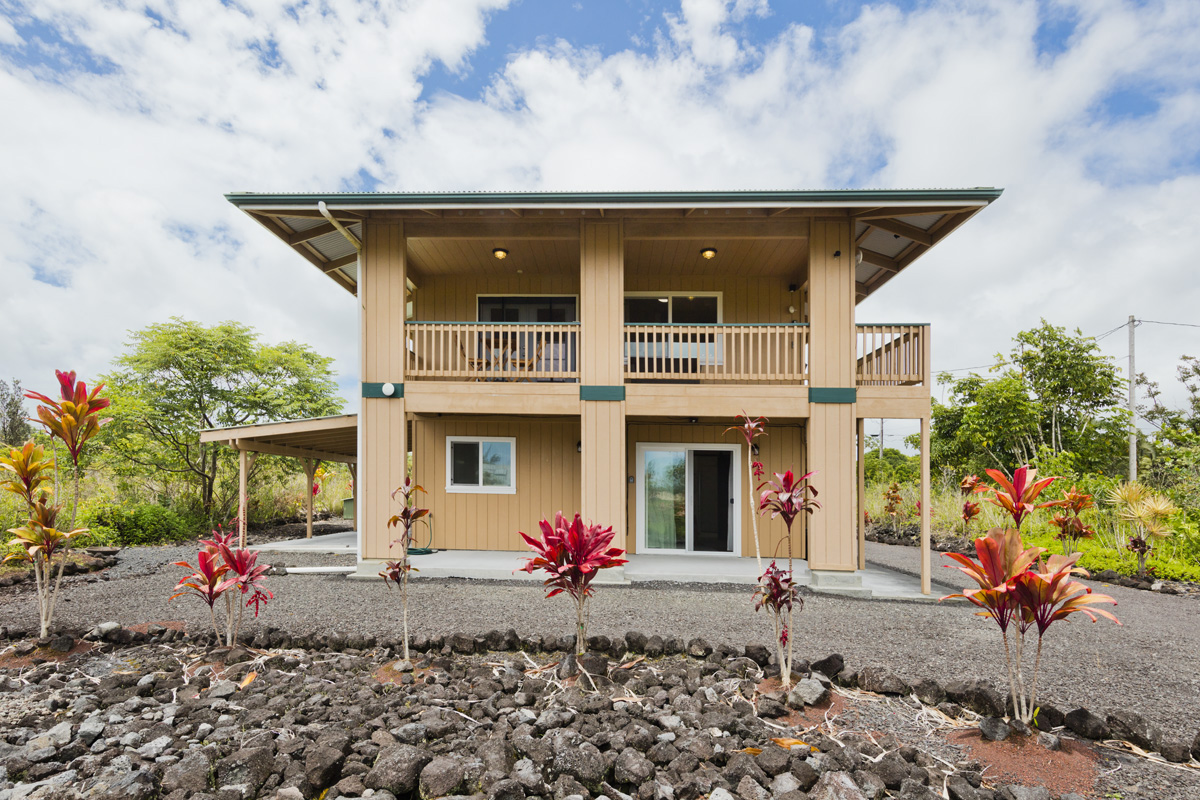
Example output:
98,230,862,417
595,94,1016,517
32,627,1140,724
199,414,358,464
226,189,1001,302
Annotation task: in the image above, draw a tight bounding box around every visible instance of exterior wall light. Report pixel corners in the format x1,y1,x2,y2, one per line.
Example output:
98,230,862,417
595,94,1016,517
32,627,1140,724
700,248,718,259
493,248,509,259
381,383,395,397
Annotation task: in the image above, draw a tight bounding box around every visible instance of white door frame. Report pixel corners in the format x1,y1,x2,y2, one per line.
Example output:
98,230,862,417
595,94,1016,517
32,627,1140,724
634,442,741,555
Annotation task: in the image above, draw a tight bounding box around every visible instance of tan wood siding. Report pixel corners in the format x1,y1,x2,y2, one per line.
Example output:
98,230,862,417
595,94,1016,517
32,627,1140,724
805,221,856,571
411,417,582,552
625,421,806,560
361,221,408,561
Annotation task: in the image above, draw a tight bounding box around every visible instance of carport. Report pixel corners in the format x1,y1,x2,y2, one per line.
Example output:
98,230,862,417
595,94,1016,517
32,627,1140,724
199,414,358,546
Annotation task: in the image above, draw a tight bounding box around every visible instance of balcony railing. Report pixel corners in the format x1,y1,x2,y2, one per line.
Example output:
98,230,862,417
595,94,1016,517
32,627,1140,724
407,322,580,381
856,324,928,386
623,324,808,383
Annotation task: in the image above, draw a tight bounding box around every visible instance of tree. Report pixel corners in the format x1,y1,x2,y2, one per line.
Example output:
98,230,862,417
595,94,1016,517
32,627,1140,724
927,322,1127,476
101,319,343,518
0,379,32,447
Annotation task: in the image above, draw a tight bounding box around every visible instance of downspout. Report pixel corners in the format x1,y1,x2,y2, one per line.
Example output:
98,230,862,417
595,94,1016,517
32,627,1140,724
319,200,365,568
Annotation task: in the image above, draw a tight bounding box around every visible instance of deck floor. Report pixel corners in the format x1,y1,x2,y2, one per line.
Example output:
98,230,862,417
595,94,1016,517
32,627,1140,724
250,531,944,601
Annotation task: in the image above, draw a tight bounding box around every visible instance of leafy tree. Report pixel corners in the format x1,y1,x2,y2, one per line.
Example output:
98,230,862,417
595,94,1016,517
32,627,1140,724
101,319,343,518
1140,355,1200,512
0,379,32,447
863,447,919,484
927,321,1127,476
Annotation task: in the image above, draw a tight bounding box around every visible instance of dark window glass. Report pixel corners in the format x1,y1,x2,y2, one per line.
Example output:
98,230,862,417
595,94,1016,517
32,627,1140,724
477,296,577,322
451,441,480,485
672,296,718,324
625,297,670,323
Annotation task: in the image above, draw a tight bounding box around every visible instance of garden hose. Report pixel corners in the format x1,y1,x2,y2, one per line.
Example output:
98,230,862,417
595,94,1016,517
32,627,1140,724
408,514,435,556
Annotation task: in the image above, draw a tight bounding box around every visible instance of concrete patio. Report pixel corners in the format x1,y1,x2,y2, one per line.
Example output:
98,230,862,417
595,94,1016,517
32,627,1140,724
251,531,952,601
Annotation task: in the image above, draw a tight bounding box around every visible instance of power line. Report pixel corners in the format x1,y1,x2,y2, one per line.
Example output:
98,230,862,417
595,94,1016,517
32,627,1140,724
1140,319,1200,329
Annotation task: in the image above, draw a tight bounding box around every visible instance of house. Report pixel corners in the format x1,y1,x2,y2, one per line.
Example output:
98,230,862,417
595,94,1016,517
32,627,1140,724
201,189,1001,594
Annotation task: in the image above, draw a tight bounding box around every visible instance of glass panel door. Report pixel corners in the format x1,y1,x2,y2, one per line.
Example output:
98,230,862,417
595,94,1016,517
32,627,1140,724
644,449,687,549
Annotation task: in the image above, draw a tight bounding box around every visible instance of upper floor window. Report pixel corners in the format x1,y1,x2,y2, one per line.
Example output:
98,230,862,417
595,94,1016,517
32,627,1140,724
625,293,720,324
447,436,516,494
478,296,578,323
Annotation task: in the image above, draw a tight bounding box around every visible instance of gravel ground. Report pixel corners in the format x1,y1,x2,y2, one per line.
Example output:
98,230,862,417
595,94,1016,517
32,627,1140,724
3,542,1198,747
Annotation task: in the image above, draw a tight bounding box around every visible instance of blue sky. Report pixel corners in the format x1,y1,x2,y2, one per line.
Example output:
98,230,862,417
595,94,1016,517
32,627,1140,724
1,0,1199,427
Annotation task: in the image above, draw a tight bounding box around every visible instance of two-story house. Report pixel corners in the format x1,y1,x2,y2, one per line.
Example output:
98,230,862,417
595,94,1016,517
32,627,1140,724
203,189,1000,595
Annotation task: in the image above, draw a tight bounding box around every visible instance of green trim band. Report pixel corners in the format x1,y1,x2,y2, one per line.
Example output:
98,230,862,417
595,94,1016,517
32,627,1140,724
362,382,404,399
809,387,857,404
580,385,626,402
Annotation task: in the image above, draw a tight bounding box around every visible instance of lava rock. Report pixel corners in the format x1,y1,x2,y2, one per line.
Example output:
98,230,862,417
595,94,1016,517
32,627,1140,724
615,748,655,786
811,653,845,677
420,755,465,799
216,747,274,794
577,651,609,676
162,750,214,794
1064,708,1110,740
857,666,909,696
724,752,769,786
366,744,433,795
1160,741,1191,763
744,644,770,666
911,678,945,706
306,744,348,789
786,678,829,708
979,717,1010,742
809,770,869,799
687,638,712,658
944,679,1005,718
1106,710,1162,752
999,786,1050,800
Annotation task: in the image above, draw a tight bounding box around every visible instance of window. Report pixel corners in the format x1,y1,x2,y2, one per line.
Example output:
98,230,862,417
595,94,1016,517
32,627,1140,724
446,436,516,494
478,296,578,322
624,293,720,323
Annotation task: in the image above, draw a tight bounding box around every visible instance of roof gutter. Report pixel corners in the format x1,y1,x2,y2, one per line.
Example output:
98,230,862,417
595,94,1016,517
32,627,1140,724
318,201,361,252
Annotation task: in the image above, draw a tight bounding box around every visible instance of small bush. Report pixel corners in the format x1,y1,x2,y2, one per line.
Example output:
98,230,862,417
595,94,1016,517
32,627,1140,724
78,500,190,546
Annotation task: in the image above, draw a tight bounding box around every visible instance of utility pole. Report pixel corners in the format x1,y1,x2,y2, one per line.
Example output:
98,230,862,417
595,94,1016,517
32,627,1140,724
879,419,884,459
1128,315,1137,481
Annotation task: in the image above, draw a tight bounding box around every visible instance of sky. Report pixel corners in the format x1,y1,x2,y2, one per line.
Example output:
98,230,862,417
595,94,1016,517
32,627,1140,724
2,0,1199,450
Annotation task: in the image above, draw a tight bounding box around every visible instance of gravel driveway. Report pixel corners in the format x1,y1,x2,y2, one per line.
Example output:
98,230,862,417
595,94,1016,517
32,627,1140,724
3,543,1197,743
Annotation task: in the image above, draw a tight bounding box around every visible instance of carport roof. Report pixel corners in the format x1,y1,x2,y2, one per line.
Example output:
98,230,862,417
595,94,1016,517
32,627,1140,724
199,414,357,464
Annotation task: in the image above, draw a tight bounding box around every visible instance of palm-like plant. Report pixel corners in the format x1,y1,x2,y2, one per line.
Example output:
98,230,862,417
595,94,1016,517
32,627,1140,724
726,412,768,575
980,465,1058,530
25,371,111,530
757,469,819,687
381,478,429,660
171,524,272,646
519,511,627,655
4,492,87,638
943,529,1119,725
0,442,55,508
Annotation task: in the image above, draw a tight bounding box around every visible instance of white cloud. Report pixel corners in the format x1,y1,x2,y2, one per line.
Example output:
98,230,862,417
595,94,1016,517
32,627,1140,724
2,0,1199,431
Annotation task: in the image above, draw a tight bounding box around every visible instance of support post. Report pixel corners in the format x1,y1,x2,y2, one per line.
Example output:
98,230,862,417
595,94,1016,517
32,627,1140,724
920,415,931,595
580,220,627,547
238,447,248,548
856,417,866,570
303,458,317,540
348,463,358,525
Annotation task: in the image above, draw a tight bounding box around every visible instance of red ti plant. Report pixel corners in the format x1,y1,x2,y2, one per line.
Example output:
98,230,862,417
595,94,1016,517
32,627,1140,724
942,529,1119,726
519,511,627,655
979,465,1058,530
753,561,802,670
883,482,904,534
0,442,55,508
4,493,87,638
726,412,768,575
381,478,429,661
960,474,982,495
961,500,982,537
171,524,272,646
758,469,820,687
1049,486,1095,555
25,371,111,530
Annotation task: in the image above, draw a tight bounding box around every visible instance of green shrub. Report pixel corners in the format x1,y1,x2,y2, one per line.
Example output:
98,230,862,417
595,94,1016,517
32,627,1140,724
77,500,190,546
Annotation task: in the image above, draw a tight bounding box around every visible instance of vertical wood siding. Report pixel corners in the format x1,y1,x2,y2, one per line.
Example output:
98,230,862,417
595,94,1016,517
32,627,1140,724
805,221,856,571
411,417,582,552
361,222,409,561
624,422,806,559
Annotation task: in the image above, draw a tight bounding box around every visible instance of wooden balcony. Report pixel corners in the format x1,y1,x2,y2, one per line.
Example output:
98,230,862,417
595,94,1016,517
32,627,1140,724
623,324,808,383
406,322,580,381
856,324,929,386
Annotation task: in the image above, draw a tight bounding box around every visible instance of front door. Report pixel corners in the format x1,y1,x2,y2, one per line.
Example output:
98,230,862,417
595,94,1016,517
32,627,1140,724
638,444,737,554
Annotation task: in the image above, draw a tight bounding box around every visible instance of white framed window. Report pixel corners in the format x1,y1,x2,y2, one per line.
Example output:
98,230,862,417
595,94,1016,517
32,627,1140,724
446,436,516,494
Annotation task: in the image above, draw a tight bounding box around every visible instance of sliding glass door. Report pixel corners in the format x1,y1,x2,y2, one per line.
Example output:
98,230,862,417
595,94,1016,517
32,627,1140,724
637,444,737,553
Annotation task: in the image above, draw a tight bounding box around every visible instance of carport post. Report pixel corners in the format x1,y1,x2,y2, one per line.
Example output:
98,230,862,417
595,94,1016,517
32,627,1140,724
920,416,931,595
238,447,248,548
303,458,317,539
856,418,866,570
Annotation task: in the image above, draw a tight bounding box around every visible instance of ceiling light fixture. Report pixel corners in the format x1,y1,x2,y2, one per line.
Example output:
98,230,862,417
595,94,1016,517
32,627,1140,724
492,248,509,260
700,248,718,260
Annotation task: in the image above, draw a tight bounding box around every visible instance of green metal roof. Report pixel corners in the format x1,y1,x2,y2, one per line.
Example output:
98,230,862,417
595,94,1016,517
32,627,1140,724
226,188,1003,207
